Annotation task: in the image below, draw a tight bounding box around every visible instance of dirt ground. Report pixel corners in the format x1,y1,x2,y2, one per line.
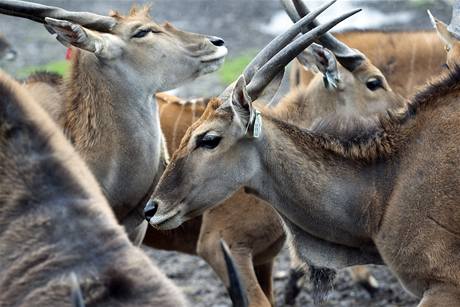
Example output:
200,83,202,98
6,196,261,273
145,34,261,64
145,244,420,307
0,1,452,306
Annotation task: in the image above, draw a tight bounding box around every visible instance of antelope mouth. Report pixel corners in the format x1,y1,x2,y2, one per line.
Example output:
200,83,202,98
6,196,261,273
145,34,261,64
200,46,228,63
148,209,183,230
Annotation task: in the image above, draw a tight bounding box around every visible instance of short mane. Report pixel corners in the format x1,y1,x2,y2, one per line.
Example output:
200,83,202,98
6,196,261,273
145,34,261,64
273,66,460,162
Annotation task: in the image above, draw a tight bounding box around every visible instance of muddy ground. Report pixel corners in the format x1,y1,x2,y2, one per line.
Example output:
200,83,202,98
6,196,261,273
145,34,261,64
0,1,452,306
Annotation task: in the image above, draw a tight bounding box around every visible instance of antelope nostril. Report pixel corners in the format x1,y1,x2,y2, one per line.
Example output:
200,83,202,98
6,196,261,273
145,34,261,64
209,36,225,47
144,200,158,222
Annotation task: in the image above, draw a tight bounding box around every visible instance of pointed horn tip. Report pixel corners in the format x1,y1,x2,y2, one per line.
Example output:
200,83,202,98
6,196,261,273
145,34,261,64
427,9,438,28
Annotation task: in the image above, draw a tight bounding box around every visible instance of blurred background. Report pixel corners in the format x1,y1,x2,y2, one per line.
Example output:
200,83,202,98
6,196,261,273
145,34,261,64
0,0,453,306
0,0,453,98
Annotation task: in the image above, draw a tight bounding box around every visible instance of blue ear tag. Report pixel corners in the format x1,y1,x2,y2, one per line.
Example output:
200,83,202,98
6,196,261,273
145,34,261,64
253,110,262,138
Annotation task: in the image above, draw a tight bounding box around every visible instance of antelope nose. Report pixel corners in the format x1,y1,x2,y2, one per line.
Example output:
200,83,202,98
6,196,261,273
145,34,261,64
209,36,225,47
144,200,158,222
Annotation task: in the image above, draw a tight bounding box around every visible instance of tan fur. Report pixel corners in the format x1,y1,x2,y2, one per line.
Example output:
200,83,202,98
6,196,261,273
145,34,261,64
0,71,186,306
22,72,65,125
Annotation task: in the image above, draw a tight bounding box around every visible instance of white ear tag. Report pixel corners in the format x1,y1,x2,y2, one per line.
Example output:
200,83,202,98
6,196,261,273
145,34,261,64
253,110,262,138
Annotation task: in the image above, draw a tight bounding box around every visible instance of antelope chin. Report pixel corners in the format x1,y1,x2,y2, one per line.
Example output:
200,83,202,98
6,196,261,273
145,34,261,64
199,46,227,74
148,209,184,230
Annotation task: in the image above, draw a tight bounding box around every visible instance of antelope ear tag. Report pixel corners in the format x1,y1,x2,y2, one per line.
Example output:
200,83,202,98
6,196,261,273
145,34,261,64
253,110,262,138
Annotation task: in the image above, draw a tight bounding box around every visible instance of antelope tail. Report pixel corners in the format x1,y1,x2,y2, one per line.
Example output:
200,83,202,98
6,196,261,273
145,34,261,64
70,272,85,307
220,239,248,307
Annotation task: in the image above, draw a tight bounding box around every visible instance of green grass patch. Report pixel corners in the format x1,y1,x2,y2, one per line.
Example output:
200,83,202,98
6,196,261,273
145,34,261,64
408,0,436,8
219,52,256,85
18,60,70,78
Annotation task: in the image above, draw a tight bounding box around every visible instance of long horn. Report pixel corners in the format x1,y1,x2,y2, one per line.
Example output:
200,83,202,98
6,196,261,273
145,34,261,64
281,0,365,71
448,1,460,39
0,0,116,32
247,8,361,99
243,0,336,82
220,239,248,307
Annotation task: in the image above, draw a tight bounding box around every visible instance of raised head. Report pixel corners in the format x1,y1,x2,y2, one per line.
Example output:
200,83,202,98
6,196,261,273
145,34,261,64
0,33,17,62
0,0,227,90
282,0,402,117
428,1,460,67
144,2,361,229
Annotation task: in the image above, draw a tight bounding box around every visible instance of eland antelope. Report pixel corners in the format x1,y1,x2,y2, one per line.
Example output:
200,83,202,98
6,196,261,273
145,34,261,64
148,3,460,307
0,0,228,243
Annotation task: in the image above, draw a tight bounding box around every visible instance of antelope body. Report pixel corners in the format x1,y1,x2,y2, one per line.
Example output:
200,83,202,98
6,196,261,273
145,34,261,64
149,28,460,307
0,71,186,306
147,2,448,305
148,2,460,305
0,0,227,242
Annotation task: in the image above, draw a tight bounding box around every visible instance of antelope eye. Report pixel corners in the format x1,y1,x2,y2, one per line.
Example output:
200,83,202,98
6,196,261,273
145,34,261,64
196,133,222,150
366,77,383,91
132,29,151,38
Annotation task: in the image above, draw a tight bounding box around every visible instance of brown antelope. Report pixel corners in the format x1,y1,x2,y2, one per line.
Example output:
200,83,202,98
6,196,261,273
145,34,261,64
0,70,187,306
144,0,361,302
148,3,460,304
428,2,460,68
0,0,228,242
151,2,447,305
0,32,16,62
152,92,285,307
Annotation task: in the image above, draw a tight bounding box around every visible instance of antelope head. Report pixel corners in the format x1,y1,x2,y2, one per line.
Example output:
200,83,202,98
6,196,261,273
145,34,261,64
428,1,460,68
0,0,227,90
283,0,402,116
144,1,360,229
0,33,16,62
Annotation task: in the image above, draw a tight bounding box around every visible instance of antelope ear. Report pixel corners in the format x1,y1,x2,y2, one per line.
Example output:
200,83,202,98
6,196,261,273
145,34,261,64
44,17,121,59
231,75,254,129
428,10,456,50
232,75,252,109
297,43,340,88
